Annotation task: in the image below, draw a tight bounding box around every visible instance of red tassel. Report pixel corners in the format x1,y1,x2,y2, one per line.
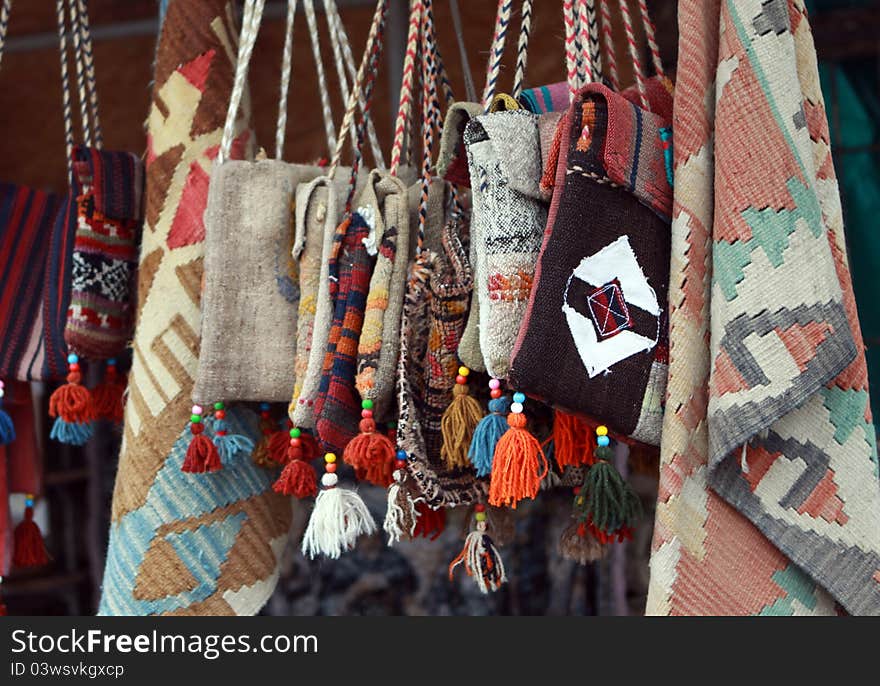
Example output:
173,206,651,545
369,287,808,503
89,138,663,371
552,410,595,468
13,499,50,568
182,432,221,473
413,501,446,540
344,401,394,487
488,412,549,508
48,370,95,424
272,428,318,497
91,360,125,422
273,458,318,498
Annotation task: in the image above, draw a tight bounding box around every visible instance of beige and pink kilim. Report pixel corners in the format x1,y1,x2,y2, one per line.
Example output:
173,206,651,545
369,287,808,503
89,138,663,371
99,0,292,615
648,0,880,616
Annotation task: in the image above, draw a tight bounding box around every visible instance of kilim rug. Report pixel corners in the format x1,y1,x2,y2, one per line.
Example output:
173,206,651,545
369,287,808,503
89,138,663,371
648,0,880,616
99,0,292,615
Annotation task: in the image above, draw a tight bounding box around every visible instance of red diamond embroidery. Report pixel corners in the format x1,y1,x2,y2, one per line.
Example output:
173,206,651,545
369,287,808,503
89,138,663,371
586,279,632,339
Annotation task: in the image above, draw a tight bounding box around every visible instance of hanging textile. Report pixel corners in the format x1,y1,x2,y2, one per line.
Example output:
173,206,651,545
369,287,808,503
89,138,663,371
648,0,880,616
100,0,292,616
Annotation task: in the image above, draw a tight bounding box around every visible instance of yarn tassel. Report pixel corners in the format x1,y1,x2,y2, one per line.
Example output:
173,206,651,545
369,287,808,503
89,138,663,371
273,427,318,498
13,495,49,568
488,395,548,508
301,453,377,559
573,426,641,539
552,409,594,468
181,404,221,473
48,354,95,446
384,451,418,544
414,501,446,540
0,380,16,445
559,521,607,564
441,367,484,470
91,359,125,423
468,393,511,477
343,399,394,487
449,504,506,593
251,403,276,468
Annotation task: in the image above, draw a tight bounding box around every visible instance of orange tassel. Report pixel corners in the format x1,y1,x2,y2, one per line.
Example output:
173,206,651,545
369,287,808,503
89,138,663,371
48,371,95,424
552,410,595,468
344,401,394,487
488,412,548,508
182,432,221,473
273,457,318,498
13,497,50,568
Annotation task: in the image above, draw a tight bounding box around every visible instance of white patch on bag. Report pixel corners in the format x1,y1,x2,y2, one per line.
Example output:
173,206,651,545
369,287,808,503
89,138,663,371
562,235,660,377
358,204,379,256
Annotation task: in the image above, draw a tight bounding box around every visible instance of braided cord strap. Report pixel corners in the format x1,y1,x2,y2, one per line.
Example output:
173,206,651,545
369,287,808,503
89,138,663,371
481,0,512,109
275,0,297,158
0,0,11,69
304,0,337,155
617,0,648,108
389,0,423,176
54,0,75,183
512,0,533,99
67,0,92,147
74,0,101,147
324,0,385,169
416,0,441,252
328,0,388,179
637,0,665,77
563,0,580,98
575,0,593,86
599,0,619,90
584,0,603,82
218,0,264,164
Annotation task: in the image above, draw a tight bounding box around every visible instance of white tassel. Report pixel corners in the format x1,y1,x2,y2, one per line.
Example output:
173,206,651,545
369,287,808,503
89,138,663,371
383,469,418,545
448,520,507,594
301,477,377,559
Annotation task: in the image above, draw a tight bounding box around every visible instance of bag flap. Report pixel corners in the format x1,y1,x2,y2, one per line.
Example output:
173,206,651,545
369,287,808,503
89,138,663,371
75,146,145,221
471,109,544,201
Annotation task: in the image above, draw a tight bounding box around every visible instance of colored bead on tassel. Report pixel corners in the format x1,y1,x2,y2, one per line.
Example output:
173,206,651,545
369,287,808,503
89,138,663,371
48,354,95,446
449,503,506,593
468,378,510,477
273,427,318,498
343,399,395,486
301,453,377,559
384,449,419,544
13,494,50,568
91,358,125,423
440,366,484,470
0,380,15,445
211,402,254,466
573,426,641,543
181,404,221,473
488,393,548,508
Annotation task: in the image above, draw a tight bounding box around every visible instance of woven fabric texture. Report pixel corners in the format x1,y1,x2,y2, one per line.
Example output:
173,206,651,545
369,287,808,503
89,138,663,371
194,159,322,403
464,108,547,380
647,0,880,616
100,0,292,616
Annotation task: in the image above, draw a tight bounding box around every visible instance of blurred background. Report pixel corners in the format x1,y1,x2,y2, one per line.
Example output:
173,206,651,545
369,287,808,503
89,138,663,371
0,0,876,615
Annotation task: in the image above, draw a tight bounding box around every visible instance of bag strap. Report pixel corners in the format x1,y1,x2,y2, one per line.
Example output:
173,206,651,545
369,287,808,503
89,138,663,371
68,0,101,149
218,0,265,164
389,0,423,176
598,0,619,90
582,0,603,83
0,0,10,70
275,0,297,158
482,0,534,109
449,0,477,103
303,0,338,155
327,0,388,205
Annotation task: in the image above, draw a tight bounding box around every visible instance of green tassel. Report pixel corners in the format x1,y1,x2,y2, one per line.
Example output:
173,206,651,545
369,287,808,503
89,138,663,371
575,456,641,534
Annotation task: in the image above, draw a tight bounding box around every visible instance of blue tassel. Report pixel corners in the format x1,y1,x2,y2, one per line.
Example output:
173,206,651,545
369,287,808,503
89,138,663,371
468,396,512,477
50,417,94,446
212,419,255,466
0,405,14,445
